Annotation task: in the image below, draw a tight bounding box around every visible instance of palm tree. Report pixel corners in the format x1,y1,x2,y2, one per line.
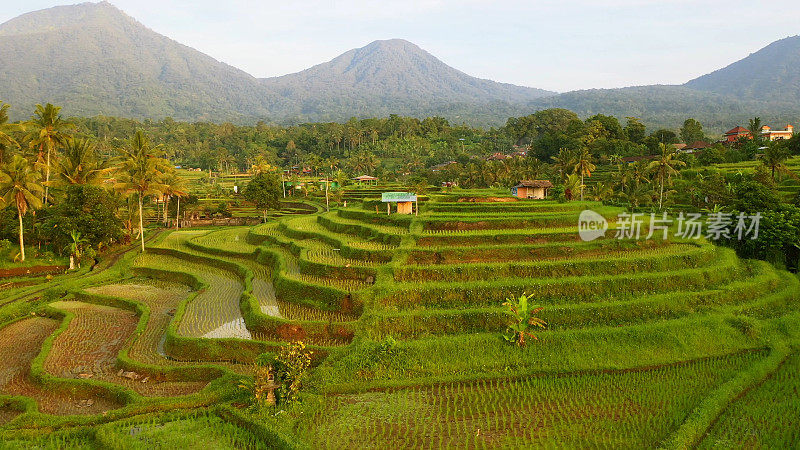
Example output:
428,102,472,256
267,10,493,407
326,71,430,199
573,148,596,201
748,117,763,142
24,104,74,205
0,154,44,261
551,148,575,181
648,144,686,209
115,130,169,252
351,149,377,175
622,183,653,208
612,163,631,194
590,182,613,201
759,145,794,180
0,102,22,164
631,160,651,189
160,170,188,227
56,137,111,185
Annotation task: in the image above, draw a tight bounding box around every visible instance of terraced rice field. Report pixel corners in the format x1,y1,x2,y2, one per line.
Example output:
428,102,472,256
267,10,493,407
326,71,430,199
0,317,122,415
1,192,799,447
307,351,764,448
85,281,191,366
84,281,250,375
46,300,208,397
134,253,250,339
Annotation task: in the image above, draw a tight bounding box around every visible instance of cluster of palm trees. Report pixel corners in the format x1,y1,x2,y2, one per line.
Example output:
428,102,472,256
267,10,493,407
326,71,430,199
609,144,686,208
0,102,187,261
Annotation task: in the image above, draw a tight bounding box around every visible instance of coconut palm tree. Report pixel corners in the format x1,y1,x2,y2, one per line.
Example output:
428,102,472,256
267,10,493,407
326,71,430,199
551,148,575,181
648,144,686,209
0,102,22,164
590,182,614,201
24,104,74,205
115,130,169,252
351,149,377,175
160,170,188,227
612,163,632,194
759,145,795,180
573,148,596,201
631,160,651,189
0,154,44,261
563,173,582,201
56,137,111,185
748,117,763,142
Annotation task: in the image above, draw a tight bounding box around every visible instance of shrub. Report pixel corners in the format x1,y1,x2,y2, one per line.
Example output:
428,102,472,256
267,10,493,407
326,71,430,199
502,294,547,346
275,341,313,405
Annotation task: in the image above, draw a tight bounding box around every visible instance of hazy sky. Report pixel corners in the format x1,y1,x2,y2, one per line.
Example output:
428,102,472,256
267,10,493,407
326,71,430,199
3,0,800,92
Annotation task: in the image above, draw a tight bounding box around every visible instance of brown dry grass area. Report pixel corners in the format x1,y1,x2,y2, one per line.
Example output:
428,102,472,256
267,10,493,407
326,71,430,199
0,317,121,415
85,282,251,376
0,407,21,425
46,300,207,397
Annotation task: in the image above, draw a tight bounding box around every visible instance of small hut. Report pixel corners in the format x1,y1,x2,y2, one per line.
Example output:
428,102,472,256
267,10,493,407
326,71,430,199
511,180,553,199
352,175,378,186
381,192,418,215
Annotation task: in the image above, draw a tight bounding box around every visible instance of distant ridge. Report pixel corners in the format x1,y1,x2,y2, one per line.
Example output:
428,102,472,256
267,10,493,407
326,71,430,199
0,2,799,128
684,35,800,104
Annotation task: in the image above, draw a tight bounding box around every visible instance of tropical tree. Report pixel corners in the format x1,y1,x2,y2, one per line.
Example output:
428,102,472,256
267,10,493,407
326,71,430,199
349,149,378,175
563,173,582,201
573,148,595,201
160,170,188,226
0,154,44,261
759,145,794,180
612,163,631,194
65,230,88,270
115,130,169,252
56,137,111,185
250,154,276,176
648,144,686,209
747,117,763,142
24,103,74,205
590,182,613,201
0,102,21,164
630,160,651,189
551,148,575,181
244,172,282,223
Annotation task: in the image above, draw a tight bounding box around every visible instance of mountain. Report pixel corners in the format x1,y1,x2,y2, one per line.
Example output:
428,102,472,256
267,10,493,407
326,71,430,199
259,39,554,122
0,3,553,124
684,35,800,104
0,1,274,122
525,84,800,132
0,2,799,129
522,35,800,131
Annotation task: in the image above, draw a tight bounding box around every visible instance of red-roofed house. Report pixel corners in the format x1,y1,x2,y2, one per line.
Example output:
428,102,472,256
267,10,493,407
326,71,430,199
724,126,751,143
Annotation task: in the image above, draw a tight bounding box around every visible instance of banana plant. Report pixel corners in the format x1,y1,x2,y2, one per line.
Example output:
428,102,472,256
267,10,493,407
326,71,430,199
502,293,547,347
66,230,87,270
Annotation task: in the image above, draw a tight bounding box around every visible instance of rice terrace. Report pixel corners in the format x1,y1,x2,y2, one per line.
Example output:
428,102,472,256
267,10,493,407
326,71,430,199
2,1,800,448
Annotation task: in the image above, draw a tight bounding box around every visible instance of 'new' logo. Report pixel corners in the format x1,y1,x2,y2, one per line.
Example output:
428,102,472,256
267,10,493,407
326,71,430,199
578,210,608,242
